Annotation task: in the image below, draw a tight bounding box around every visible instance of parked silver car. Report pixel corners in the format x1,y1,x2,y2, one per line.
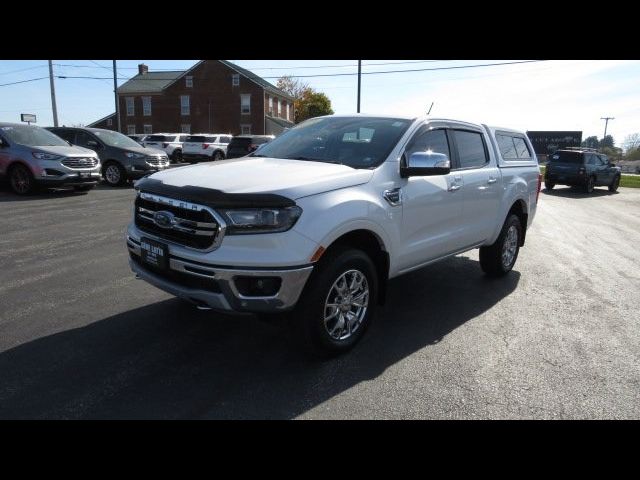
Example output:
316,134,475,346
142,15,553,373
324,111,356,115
0,122,101,194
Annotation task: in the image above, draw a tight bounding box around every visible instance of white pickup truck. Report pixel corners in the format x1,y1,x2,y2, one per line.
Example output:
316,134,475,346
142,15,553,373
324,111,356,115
126,114,541,355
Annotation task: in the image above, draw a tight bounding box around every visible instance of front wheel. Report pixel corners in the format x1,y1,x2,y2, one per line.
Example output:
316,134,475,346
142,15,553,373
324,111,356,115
608,175,620,192
479,214,522,277
103,162,126,187
172,150,183,163
9,163,37,195
584,175,595,193
292,247,378,357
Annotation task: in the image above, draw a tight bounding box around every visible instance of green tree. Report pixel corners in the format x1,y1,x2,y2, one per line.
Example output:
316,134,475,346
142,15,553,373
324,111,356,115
600,135,614,148
582,136,599,149
277,76,334,124
626,147,640,160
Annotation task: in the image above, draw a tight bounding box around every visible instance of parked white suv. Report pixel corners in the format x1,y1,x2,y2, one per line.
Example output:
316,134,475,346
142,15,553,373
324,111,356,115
143,133,188,163
126,115,541,356
182,134,232,163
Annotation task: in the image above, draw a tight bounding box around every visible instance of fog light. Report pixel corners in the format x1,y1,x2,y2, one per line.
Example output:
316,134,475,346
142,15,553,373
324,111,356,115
234,276,281,297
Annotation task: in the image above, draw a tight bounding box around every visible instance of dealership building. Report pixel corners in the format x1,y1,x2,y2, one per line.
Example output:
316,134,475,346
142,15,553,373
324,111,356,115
526,131,583,162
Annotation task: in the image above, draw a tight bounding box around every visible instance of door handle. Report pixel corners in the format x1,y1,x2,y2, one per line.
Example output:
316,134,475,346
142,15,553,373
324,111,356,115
448,184,461,192
487,177,497,184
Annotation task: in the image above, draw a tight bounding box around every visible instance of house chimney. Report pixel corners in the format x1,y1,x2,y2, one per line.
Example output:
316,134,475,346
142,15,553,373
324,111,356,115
138,64,149,75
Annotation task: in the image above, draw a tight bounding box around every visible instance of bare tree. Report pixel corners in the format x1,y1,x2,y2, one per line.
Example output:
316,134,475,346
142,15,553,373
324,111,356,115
276,76,310,101
623,133,640,151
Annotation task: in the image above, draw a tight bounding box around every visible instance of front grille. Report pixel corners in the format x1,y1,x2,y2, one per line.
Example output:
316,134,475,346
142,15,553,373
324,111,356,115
131,253,222,293
61,157,98,169
146,156,168,166
134,192,219,250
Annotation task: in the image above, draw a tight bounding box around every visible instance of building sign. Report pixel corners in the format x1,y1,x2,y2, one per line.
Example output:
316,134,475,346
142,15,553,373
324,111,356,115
526,131,582,155
21,113,37,124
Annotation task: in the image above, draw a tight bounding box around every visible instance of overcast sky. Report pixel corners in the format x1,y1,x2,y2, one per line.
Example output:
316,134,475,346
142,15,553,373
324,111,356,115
1,60,638,149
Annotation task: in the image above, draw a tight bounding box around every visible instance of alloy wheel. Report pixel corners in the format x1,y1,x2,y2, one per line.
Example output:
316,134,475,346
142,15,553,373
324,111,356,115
323,269,369,341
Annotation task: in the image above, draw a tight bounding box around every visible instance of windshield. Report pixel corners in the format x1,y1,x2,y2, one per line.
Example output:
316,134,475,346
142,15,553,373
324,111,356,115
549,151,583,164
251,116,412,168
92,129,143,148
1,125,69,147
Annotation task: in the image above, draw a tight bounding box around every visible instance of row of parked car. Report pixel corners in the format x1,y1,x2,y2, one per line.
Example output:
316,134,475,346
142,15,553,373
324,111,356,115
128,132,274,164
0,122,276,195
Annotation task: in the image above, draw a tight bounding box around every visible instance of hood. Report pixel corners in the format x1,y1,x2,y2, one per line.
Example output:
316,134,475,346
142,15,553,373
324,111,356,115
143,157,374,200
122,145,166,156
32,145,98,157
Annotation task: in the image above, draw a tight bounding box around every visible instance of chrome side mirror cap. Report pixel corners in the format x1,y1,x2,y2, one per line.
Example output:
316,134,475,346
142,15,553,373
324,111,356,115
401,151,451,177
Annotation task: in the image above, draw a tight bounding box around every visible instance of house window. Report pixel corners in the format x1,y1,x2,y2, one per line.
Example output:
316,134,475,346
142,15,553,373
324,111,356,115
127,125,135,135
241,94,251,114
181,124,191,133
107,118,113,126
241,124,251,135
268,96,273,116
186,76,193,88
277,99,281,117
126,97,134,116
143,124,152,134
180,95,190,115
286,103,290,120
232,74,240,86
142,96,152,116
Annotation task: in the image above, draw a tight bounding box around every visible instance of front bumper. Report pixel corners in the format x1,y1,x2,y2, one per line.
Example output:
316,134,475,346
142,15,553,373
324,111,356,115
126,235,313,313
545,172,585,185
182,153,213,162
37,171,102,186
127,163,170,179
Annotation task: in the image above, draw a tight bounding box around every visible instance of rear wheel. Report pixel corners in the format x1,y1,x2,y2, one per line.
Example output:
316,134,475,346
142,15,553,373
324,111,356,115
545,181,555,190
9,163,37,195
584,175,595,193
291,247,378,357
172,149,183,163
479,214,522,277
608,175,620,192
103,162,126,187
213,151,224,161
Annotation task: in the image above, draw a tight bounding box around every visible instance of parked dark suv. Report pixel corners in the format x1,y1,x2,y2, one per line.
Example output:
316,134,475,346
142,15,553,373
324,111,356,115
225,135,275,159
47,127,169,186
545,148,621,193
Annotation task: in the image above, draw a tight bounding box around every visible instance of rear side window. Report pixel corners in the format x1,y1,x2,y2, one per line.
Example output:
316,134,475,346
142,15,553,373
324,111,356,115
496,134,531,160
219,136,232,144
205,136,218,142
454,130,488,169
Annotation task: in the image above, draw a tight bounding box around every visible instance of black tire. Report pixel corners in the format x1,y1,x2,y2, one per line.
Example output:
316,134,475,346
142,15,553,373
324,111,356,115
291,247,378,357
584,175,595,193
103,161,127,187
545,181,555,190
9,163,37,195
73,185,95,192
479,214,522,277
172,150,183,163
608,175,620,192
213,150,224,161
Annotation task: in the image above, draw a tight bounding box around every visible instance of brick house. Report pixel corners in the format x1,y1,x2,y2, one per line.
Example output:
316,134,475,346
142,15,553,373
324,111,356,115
88,60,295,136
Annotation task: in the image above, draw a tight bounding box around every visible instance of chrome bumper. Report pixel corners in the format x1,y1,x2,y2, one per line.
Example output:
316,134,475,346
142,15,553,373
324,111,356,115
127,236,313,313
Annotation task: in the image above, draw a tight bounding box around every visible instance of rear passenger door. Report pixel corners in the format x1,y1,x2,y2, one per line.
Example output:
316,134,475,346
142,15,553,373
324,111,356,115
450,128,501,245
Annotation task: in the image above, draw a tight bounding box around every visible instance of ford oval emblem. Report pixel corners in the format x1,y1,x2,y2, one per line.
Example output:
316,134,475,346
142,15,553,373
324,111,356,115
153,210,175,229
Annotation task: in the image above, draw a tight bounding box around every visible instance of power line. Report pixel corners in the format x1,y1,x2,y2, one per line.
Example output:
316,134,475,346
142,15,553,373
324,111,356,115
235,60,450,70
0,77,49,87
0,64,49,76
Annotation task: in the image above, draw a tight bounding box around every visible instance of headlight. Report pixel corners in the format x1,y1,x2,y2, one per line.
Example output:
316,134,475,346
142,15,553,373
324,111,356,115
221,206,302,234
32,152,62,160
125,152,145,159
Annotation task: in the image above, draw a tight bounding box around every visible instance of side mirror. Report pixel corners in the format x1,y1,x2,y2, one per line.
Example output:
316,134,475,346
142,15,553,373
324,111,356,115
401,152,451,178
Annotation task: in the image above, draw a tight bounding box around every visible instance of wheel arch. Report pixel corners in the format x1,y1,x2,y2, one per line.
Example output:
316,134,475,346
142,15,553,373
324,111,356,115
507,199,528,247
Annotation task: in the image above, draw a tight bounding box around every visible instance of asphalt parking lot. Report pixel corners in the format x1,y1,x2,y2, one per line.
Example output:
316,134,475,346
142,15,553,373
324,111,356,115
0,182,639,419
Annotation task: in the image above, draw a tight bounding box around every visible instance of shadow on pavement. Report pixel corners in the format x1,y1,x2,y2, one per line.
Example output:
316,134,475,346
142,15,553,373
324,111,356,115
541,186,618,198
0,255,520,419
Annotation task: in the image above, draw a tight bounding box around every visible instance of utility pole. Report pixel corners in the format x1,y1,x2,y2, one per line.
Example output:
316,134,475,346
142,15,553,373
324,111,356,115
48,60,59,127
357,60,361,113
113,60,121,132
601,116,614,141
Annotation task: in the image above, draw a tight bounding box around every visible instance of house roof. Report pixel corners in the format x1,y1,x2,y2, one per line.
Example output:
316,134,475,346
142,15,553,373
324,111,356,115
116,61,294,100
117,70,184,94
87,112,116,127
265,115,295,128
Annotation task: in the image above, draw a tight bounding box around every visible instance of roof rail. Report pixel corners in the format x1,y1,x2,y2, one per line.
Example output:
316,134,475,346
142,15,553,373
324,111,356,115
564,146,598,152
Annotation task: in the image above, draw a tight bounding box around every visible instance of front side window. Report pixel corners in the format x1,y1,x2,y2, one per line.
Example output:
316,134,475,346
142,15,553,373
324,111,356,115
180,95,190,116
405,127,451,161
241,94,251,114
142,96,152,116
127,125,135,135
232,74,240,86
453,130,488,169
186,76,193,88
586,153,597,165
75,131,98,148
252,116,412,169
597,155,607,166
143,125,152,134
126,97,134,116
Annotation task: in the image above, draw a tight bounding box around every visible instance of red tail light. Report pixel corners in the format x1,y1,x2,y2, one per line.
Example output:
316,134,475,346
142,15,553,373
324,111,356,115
162,142,169,148
536,173,542,203
202,144,210,150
